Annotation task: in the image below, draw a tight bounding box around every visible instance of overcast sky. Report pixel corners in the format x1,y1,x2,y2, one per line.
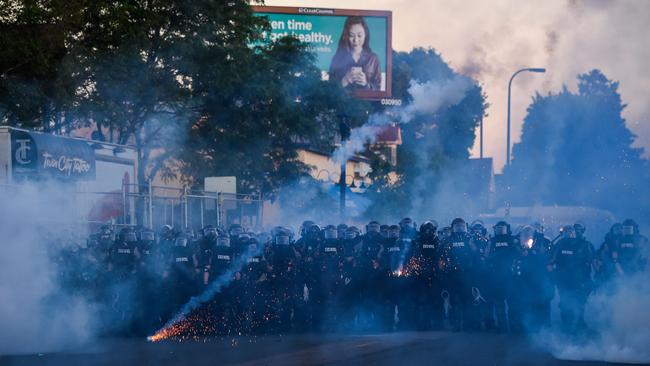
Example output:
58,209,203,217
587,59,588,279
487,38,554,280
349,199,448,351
264,0,650,172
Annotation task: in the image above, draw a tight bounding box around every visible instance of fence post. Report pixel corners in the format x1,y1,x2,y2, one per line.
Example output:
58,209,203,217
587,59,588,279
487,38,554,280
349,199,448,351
200,194,204,229
216,192,222,228
183,187,189,229
122,182,127,225
148,180,154,229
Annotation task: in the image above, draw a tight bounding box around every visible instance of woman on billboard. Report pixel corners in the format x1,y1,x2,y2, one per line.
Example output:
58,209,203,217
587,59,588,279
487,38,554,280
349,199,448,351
329,16,381,91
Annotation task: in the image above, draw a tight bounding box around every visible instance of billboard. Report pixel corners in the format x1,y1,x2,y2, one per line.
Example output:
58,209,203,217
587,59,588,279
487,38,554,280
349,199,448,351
253,6,392,100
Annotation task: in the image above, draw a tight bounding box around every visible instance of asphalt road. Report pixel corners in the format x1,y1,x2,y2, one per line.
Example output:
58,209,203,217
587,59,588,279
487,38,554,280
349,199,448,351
0,332,627,366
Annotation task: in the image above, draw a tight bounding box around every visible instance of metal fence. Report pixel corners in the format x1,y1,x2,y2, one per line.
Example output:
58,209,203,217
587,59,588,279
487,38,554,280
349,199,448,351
123,183,264,231
0,182,264,232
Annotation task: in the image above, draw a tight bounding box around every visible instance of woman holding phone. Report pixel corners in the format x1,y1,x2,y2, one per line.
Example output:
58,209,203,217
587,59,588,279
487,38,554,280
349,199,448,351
329,16,382,91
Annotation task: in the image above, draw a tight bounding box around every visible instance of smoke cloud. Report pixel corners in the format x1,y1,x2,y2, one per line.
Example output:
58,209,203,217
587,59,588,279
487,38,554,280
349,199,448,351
535,269,650,364
0,184,96,354
333,75,473,165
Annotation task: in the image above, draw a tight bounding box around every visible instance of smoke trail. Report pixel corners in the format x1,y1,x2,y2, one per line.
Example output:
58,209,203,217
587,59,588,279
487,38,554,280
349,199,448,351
332,75,473,165
148,243,264,341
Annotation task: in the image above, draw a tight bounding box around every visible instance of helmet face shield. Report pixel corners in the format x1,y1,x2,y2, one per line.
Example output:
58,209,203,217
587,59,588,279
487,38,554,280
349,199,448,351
175,237,188,247
124,232,138,243
388,226,400,239
204,228,217,238
452,222,467,234
276,235,290,245
140,231,155,242
367,223,380,233
494,225,508,236
622,225,635,236
217,237,230,247
324,228,338,240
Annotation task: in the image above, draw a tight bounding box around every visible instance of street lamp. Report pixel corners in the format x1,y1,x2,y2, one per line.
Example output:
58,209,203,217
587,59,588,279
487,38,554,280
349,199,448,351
506,67,546,166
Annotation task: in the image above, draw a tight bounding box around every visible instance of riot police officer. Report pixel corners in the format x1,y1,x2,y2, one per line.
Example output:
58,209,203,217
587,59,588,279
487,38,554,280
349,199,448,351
108,227,140,280
514,225,553,331
195,225,217,287
413,220,444,330
267,227,300,332
488,221,520,332
550,225,594,333
229,224,247,259
210,230,234,283
137,228,157,272
440,218,477,331
381,225,403,331
164,233,197,310
315,225,345,330
612,219,648,275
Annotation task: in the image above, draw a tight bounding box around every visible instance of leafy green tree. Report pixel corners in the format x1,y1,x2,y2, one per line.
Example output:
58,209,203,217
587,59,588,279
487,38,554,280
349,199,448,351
503,69,649,217
0,0,81,131
178,36,365,198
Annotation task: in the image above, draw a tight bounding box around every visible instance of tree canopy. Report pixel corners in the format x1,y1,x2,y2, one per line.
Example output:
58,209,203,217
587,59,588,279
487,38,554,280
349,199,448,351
502,69,649,217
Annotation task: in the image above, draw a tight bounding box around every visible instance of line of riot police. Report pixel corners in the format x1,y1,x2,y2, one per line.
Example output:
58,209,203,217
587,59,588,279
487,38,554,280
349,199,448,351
53,217,647,336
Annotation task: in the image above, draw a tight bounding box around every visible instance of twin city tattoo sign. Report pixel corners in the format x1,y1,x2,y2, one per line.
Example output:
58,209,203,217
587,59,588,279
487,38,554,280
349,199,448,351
10,129,96,181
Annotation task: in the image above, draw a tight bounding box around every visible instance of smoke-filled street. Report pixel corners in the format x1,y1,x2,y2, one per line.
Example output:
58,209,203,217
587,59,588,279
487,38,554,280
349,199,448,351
0,332,623,366
2,0,650,365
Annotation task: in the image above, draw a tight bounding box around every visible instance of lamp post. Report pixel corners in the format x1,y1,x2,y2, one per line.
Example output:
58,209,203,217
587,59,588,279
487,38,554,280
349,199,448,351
506,67,546,166
339,120,351,222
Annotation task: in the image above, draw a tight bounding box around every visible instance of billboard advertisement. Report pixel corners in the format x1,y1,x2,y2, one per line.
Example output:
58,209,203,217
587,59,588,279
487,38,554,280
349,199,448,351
253,6,392,100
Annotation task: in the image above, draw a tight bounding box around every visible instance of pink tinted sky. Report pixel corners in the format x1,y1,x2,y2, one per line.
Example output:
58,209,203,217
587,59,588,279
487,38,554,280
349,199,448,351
264,0,650,172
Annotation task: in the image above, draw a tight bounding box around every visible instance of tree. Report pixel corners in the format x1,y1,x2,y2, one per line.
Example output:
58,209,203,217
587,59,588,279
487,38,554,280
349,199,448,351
177,36,366,198
0,0,81,131
503,69,649,218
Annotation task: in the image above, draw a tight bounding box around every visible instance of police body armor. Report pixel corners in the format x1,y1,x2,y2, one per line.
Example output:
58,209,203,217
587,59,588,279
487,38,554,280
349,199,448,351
211,245,233,279
443,232,474,273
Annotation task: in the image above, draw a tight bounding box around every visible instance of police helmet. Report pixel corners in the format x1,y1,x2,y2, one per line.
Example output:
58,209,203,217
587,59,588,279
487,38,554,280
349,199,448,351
493,221,511,236
300,220,316,237
139,228,155,242
174,233,189,247
203,225,217,239
119,227,138,243
337,224,348,235
622,219,638,236
610,223,623,236
184,228,196,240
307,224,322,238
399,217,415,229
366,221,381,234
562,225,576,238
216,229,230,247
420,221,438,235
451,218,467,234
324,225,338,240
380,224,390,237
388,225,401,239
229,224,243,237
345,226,361,240
470,220,487,236
160,224,173,237
573,221,586,237
274,226,293,245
